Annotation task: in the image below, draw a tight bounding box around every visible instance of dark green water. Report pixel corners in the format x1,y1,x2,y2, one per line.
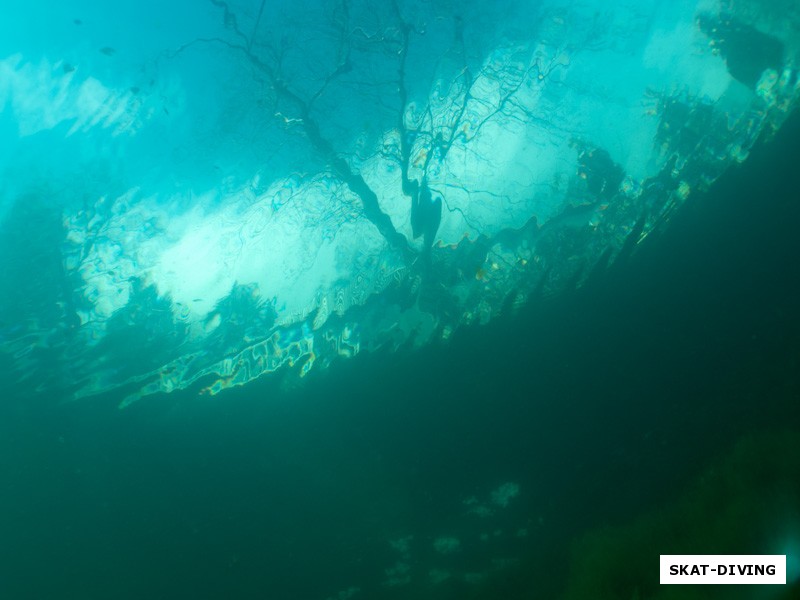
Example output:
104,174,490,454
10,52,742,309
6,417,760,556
1,116,799,599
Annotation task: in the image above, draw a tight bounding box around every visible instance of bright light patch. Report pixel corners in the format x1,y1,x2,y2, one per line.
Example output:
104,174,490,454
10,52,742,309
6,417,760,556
0,54,144,137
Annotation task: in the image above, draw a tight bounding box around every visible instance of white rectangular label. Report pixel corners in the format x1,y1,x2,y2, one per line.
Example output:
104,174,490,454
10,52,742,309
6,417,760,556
660,555,786,584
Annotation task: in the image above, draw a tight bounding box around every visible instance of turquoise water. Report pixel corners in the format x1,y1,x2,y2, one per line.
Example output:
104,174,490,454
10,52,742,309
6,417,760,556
1,2,800,598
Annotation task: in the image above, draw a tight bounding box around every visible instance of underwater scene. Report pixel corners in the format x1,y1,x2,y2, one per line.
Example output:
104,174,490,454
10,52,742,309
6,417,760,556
1,0,799,598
